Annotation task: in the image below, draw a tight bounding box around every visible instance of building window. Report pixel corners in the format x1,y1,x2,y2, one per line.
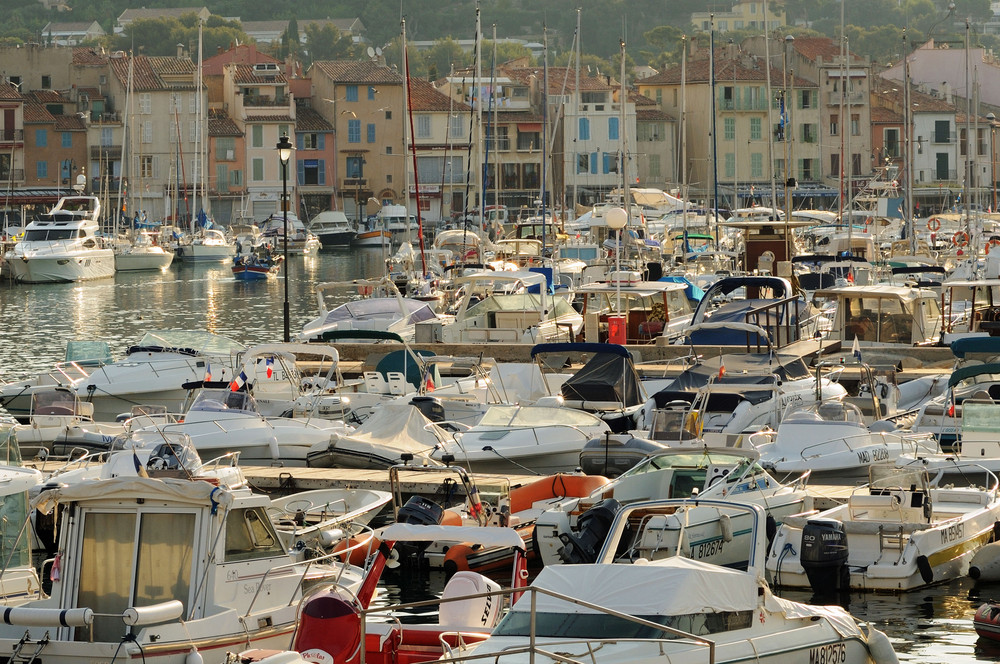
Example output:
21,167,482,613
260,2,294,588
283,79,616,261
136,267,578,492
35,129,47,147
346,156,364,178
190,93,197,114
231,170,243,186
577,153,589,174
368,86,376,100
750,117,761,141
216,137,236,161
279,124,289,138
346,85,358,102
139,93,151,115
416,156,462,183
884,128,900,158
724,117,735,141
169,92,182,112
41,75,51,88
385,110,392,120
348,119,361,143
450,116,464,139
608,117,619,141
830,153,840,177
751,152,763,178
523,163,540,188
367,123,375,143
142,121,152,143
517,131,540,151
252,158,264,181
649,154,661,178
850,113,860,136
303,133,317,149
934,120,950,143
36,161,47,178
725,152,735,178
799,89,812,109
579,117,590,141
299,159,325,185
252,125,263,148
386,146,392,154
829,115,838,136
101,127,113,147
416,115,431,138
486,125,508,150
61,131,72,148
216,164,228,190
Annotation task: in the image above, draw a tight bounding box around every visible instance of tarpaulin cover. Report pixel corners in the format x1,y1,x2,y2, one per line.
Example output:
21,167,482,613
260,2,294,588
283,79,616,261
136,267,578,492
561,352,645,408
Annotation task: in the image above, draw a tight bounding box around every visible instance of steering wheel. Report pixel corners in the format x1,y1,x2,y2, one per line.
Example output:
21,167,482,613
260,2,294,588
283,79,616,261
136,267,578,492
146,456,167,471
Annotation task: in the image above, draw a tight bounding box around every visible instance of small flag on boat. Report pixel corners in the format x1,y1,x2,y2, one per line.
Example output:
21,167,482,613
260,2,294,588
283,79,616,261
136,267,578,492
229,370,248,392
947,389,956,417
266,357,273,379
425,372,435,392
205,362,213,382
132,449,149,478
852,335,862,363
50,553,61,582
468,485,483,520
718,357,726,380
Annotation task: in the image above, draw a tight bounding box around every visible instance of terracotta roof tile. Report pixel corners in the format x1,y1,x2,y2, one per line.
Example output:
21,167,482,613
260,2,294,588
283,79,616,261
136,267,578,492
23,102,54,124
502,66,617,93
0,82,23,101
639,55,815,88
55,115,86,130
208,109,243,136
792,37,865,65
110,54,195,91
408,78,471,112
29,90,72,103
492,110,543,123
245,114,295,122
311,60,402,85
870,105,902,123
229,63,286,85
637,108,674,122
873,83,957,113
203,44,280,77
295,106,333,132
72,47,108,66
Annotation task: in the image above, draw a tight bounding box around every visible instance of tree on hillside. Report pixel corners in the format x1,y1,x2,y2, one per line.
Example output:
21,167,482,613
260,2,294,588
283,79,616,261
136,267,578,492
423,38,471,82
482,39,536,66
382,36,427,79
640,25,683,70
277,18,300,61
113,14,249,57
302,22,355,66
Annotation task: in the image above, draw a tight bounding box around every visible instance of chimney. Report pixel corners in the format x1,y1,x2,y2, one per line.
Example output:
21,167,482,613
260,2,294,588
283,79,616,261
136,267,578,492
176,42,184,59
942,81,952,104
217,45,223,54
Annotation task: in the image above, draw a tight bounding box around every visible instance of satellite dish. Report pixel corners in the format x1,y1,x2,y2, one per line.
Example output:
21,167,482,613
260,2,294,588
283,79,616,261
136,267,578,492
367,46,376,59
375,46,383,56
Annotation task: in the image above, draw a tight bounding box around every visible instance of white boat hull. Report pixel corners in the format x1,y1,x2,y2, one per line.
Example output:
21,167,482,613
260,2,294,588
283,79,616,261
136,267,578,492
8,251,115,283
175,244,235,262
114,249,174,271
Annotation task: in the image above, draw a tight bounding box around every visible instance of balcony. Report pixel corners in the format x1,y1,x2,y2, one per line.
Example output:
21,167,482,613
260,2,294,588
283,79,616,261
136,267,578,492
242,94,289,108
92,111,121,124
91,146,122,160
0,169,24,183
825,91,866,106
0,129,24,143
342,178,368,189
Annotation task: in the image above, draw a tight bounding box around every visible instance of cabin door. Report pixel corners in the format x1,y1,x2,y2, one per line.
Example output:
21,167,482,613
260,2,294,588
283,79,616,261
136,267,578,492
74,510,197,642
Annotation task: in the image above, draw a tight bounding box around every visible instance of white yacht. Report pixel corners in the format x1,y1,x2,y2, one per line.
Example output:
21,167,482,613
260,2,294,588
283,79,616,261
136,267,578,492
5,196,114,283
308,210,356,247
174,228,237,262
114,230,174,271
260,212,321,255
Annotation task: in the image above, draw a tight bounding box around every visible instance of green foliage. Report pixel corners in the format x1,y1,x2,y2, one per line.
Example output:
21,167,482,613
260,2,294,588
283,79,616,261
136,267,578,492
302,22,355,67
112,14,249,56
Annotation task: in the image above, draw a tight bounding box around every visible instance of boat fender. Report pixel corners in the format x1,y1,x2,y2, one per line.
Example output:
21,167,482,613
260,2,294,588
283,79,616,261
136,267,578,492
993,520,1000,542
969,542,1000,581
122,600,184,625
185,648,203,664
861,623,900,664
719,513,734,543
0,606,93,627
765,514,777,546
916,555,934,584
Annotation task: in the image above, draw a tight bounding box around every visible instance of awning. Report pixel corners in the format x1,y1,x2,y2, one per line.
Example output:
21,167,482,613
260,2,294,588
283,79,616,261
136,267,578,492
518,123,542,131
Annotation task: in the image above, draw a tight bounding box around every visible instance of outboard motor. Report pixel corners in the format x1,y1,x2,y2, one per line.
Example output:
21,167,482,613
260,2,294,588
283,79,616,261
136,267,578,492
395,495,445,562
557,498,621,564
409,395,445,422
800,518,850,595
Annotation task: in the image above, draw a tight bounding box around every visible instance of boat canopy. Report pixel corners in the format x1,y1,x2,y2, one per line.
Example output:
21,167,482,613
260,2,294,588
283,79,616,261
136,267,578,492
476,405,605,429
559,349,645,408
950,337,1000,359
948,362,1000,388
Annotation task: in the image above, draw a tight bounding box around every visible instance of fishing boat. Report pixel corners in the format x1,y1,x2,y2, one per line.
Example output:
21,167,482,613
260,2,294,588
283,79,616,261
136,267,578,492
0,473,371,664
232,245,283,280
352,218,391,247
5,196,114,283
535,447,812,567
766,464,1000,593
309,210,356,247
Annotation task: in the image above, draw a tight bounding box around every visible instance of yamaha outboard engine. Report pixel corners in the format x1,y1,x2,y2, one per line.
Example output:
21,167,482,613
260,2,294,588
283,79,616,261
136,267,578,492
395,495,445,563
557,498,621,564
800,517,850,595
410,395,446,422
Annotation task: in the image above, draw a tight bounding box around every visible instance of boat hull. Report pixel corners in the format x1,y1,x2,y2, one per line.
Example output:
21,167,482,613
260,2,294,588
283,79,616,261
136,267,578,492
114,251,174,272
9,251,115,283
175,245,235,262
316,231,356,247
353,231,392,247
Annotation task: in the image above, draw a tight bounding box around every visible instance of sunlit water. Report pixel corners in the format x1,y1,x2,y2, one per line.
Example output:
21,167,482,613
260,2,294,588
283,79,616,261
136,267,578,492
3,248,1000,661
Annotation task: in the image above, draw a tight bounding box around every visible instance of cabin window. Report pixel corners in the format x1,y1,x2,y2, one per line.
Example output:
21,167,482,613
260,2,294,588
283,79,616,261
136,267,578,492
77,511,196,642
493,609,752,639
225,507,285,561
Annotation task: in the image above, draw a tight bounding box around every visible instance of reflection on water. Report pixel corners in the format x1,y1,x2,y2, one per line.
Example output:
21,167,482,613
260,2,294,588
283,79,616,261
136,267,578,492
0,248,388,378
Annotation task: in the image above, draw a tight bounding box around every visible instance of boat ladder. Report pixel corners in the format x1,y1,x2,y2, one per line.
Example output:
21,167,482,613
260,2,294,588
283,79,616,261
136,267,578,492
9,630,49,664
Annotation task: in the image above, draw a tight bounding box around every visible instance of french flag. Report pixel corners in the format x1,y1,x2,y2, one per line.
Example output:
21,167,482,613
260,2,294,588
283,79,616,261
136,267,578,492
229,370,248,392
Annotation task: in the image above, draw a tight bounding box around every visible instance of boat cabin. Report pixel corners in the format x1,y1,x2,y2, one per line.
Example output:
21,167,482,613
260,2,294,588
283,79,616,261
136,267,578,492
575,280,692,343
816,284,942,345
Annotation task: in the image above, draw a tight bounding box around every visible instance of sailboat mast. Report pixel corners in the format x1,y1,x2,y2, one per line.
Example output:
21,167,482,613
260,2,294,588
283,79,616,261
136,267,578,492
903,31,916,255
401,19,412,247
710,15,720,247
964,19,973,246
681,35,688,266
116,54,134,236
762,1,779,234
541,25,548,250
198,21,207,218
492,27,500,230
573,8,581,212
475,7,484,221
403,18,427,275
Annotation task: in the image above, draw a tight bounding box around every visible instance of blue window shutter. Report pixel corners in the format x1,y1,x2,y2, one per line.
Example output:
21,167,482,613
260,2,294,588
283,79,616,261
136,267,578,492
590,152,598,174
609,117,619,140
367,123,375,143
602,153,610,174
318,133,325,150
296,133,304,150
579,117,589,141
296,160,305,185
318,160,326,185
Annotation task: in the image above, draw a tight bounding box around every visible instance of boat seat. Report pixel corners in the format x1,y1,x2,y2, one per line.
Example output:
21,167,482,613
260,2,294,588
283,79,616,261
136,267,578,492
636,514,674,559
849,493,928,523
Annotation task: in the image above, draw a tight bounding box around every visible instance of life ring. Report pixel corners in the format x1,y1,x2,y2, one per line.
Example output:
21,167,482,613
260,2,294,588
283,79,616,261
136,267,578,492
953,230,970,247
357,284,373,296
988,238,1000,255
927,217,941,232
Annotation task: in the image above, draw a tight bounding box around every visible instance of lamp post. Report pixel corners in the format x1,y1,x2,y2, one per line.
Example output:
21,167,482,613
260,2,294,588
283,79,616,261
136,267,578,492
606,206,628,345
276,133,294,342
989,112,997,212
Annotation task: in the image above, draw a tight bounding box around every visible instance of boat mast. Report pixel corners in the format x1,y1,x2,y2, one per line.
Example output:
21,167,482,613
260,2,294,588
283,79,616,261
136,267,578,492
681,35,688,266
402,18,427,276
541,24,548,255
762,1,779,238
475,5,484,224
710,15,720,248
573,8,581,213
401,18,412,247
903,31,916,255
115,54,134,237
198,21,208,221
964,19,973,254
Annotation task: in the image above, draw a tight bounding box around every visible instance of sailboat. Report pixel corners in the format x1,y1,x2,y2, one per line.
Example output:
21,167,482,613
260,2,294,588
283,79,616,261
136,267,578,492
112,54,174,272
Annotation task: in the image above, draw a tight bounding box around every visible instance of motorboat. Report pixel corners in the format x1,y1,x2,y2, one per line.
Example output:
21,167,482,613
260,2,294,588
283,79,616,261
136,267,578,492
531,343,646,433
440,272,582,344
13,388,129,459
306,400,450,469
174,228,237,262
0,421,44,605
232,245,283,280
445,500,899,664
748,400,939,478
815,283,943,346
5,196,114,283
574,279,694,343
429,403,611,475
0,330,246,422
268,488,392,552
114,230,174,271
909,360,1000,449
0,473,371,664
297,281,443,343
229,343,344,419
766,464,1000,593
535,447,812,567
126,388,349,466
352,217,392,247
308,210,356,247
377,204,419,244
636,350,848,447
898,397,1000,474
259,212,320,255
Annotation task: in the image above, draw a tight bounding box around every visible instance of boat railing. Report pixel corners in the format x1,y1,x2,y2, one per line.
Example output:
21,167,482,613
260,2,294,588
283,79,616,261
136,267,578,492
742,295,801,350
356,584,715,664
243,524,381,619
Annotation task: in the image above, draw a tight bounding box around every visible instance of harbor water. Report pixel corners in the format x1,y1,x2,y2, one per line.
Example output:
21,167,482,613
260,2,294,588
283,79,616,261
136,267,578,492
1,248,999,661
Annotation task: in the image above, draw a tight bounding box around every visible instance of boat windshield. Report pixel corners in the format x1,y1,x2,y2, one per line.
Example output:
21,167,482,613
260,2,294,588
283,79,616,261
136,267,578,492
782,400,865,424
477,405,603,428
136,330,245,356
189,389,258,414
22,228,79,241
627,451,759,481
319,298,437,326
492,609,752,639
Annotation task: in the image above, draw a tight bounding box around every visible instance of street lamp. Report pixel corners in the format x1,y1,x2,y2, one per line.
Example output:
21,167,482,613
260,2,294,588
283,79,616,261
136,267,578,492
276,133,294,342
988,112,997,212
